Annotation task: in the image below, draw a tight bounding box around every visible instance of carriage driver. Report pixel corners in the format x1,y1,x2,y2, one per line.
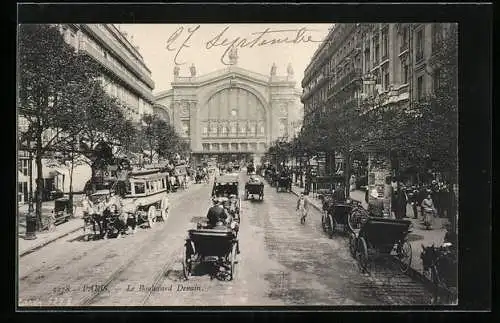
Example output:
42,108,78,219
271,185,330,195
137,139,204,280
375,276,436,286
206,198,229,229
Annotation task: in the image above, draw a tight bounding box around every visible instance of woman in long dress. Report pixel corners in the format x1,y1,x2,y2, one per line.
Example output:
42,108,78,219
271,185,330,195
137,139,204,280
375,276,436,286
421,192,436,229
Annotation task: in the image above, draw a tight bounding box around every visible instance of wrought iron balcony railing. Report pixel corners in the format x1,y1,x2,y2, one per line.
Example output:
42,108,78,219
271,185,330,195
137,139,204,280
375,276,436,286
327,69,362,98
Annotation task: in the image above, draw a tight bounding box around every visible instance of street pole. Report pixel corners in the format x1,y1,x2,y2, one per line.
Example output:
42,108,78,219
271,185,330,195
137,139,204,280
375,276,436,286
25,139,37,240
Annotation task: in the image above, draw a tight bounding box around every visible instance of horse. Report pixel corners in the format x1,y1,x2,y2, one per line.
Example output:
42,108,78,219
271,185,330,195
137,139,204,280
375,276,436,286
420,244,458,304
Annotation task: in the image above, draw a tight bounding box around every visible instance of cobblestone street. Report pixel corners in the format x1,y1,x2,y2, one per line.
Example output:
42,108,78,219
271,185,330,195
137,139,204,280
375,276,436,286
18,173,434,306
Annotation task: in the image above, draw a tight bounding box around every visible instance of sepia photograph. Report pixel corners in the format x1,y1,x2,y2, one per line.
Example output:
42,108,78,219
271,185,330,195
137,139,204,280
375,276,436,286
17,21,460,307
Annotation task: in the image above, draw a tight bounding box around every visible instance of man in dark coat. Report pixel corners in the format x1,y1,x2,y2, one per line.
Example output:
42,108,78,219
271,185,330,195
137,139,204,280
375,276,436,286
206,199,228,228
334,183,346,202
394,188,408,219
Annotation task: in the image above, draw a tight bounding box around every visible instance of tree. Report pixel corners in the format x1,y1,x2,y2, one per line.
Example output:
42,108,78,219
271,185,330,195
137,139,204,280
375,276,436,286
361,24,458,183
407,24,458,182
19,24,102,228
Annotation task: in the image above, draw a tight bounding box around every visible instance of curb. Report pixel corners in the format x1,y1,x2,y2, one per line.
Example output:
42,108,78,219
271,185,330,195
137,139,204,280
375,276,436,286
19,223,83,258
19,185,200,258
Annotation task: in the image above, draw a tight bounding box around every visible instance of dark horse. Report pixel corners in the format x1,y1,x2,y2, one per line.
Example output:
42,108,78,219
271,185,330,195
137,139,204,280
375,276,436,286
420,243,457,304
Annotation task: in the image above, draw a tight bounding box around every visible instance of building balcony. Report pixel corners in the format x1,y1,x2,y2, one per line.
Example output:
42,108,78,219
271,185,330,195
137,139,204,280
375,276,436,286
399,42,409,54
81,45,155,103
416,51,424,63
301,75,329,101
327,69,362,98
82,25,155,89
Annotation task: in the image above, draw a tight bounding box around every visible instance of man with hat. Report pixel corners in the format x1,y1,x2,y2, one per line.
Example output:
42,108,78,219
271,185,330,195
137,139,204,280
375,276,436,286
206,198,229,228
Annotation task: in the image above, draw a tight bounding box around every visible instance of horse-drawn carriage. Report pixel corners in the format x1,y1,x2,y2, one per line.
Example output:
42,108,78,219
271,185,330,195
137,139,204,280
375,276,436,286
244,176,264,201
52,197,72,224
82,168,170,240
349,217,413,274
247,163,256,175
182,227,239,281
212,175,241,222
276,173,292,192
321,197,369,238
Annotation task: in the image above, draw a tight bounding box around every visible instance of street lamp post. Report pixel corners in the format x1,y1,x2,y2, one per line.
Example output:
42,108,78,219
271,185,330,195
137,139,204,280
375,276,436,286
25,138,37,240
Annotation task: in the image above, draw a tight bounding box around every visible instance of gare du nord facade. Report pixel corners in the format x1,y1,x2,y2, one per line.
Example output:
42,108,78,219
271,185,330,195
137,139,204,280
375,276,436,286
154,62,303,166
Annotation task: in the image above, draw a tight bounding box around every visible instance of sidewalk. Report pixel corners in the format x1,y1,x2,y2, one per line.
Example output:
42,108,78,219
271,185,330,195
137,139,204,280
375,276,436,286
290,185,449,282
18,198,85,257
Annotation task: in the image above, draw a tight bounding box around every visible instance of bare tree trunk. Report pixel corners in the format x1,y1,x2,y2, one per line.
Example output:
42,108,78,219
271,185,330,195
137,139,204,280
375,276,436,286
68,140,75,216
35,149,44,231
344,150,352,199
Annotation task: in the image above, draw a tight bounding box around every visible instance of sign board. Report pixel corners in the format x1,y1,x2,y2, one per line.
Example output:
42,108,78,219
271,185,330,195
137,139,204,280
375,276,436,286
367,168,391,217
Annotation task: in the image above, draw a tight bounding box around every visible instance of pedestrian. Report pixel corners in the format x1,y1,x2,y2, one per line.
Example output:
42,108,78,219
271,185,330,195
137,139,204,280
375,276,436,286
396,187,408,219
431,180,441,217
350,174,356,192
417,184,427,219
296,191,310,224
409,186,419,219
334,183,346,202
438,184,447,218
81,194,94,233
421,191,437,229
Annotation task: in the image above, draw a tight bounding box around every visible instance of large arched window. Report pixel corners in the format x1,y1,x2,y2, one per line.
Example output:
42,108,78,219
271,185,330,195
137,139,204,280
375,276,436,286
200,88,266,138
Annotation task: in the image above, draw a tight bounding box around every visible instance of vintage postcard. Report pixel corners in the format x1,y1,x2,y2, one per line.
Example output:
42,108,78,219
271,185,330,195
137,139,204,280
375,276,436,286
17,21,459,307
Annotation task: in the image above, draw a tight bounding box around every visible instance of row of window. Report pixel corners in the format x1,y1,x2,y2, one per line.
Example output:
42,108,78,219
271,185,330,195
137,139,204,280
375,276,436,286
99,75,152,117
304,24,445,97
130,178,167,195
201,143,266,152
95,24,151,81
201,124,266,137
80,29,152,96
304,24,449,108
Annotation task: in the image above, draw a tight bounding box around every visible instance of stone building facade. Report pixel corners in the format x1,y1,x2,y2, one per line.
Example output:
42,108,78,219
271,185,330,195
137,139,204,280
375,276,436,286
155,58,302,165
18,24,155,204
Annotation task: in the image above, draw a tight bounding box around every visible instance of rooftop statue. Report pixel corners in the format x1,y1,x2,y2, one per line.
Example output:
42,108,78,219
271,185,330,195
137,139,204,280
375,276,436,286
190,63,196,77
270,63,277,76
228,47,238,65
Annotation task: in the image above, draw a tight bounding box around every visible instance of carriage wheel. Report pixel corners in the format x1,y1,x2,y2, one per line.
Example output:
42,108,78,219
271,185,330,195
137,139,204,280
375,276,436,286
321,213,327,232
397,240,412,273
327,215,336,239
147,206,156,228
348,232,357,258
357,237,370,274
229,242,237,281
182,244,193,280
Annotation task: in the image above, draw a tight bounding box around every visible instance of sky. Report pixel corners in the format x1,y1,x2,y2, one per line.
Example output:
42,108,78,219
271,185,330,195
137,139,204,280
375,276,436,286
117,24,332,94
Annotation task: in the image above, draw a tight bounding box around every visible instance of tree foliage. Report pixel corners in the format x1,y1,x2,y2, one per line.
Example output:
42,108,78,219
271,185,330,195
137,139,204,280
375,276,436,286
18,24,138,227
296,24,458,186
136,114,189,163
